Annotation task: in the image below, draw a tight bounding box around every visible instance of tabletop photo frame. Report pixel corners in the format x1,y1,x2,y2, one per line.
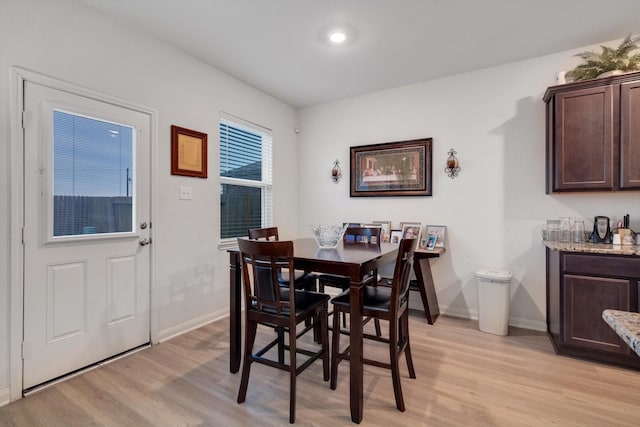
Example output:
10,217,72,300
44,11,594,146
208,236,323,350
425,225,446,248
372,220,392,242
390,229,403,244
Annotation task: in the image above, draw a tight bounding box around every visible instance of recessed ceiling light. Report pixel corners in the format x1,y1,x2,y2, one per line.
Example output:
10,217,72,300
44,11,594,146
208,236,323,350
328,31,347,44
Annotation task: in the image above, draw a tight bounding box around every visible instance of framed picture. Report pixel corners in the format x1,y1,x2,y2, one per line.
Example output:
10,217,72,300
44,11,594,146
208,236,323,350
171,125,208,178
350,138,432,197
400,221,421,230
401,223,422,242
343,222,363,242
426,234,438,250
372,220,392,242
425,225,446,248
361,224,383,244
390,229,403,244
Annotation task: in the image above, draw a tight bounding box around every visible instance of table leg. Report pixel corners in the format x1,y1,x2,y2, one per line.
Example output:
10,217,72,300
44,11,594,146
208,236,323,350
349,279,364,423
229,251,241,373
413,257,439,324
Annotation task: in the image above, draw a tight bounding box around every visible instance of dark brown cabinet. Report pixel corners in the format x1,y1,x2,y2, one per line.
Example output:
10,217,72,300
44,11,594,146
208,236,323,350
546,249,640,369
544,71,640,193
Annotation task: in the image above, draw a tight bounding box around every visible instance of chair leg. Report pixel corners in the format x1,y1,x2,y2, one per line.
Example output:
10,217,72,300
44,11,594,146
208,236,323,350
237,319,258,404
277,326,285,363
330,306,341,390
374,318,382,337
289,322,297,424
402,312,416,379
321,306,330,381
388,318,405,412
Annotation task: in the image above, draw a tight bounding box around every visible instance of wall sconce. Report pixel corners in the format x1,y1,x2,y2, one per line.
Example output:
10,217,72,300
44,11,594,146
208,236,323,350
445,148,461,178
331,159,342,183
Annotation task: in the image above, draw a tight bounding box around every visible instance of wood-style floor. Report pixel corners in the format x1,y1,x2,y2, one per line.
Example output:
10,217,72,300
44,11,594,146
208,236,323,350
2,313,640,426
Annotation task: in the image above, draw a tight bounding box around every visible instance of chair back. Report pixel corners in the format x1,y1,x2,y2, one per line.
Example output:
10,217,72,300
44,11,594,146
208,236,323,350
237,238,294,316
248,226,279,241
389,237,418,314
344,226,382,245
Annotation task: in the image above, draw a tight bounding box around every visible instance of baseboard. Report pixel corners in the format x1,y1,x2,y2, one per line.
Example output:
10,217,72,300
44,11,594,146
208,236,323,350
438,304,547,332
0,387,10,407
158,308,228,343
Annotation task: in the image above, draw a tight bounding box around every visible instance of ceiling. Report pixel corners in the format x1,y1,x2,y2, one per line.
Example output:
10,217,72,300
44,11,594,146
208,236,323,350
81,0,640,107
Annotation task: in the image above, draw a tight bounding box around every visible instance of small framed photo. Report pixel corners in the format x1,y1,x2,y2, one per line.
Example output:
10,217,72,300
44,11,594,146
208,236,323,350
426,234,438,250
343,222,363,242
171,125,208,178
390,229,403,244
425,225,446,248
372,220,392,242
401,223,422,241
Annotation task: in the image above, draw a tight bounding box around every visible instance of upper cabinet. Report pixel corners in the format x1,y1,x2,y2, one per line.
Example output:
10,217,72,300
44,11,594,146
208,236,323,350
544,71,640,193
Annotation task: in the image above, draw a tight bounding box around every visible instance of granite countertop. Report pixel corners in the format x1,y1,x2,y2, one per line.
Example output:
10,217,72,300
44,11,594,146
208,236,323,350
602,309,640,357
543,241,640,256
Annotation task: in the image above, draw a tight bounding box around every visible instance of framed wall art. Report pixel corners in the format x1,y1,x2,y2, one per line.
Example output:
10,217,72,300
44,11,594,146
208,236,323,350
171,125,208,178
350,138,432,197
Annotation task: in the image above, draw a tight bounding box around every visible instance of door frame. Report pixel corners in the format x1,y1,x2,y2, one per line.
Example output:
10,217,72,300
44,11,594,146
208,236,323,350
8,67,159,401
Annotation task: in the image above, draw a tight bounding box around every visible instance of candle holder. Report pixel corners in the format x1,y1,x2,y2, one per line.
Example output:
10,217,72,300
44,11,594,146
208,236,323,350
445,148,460,178
331,159,342,183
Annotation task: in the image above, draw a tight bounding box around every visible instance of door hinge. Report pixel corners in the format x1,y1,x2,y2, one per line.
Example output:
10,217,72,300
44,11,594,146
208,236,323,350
21,227,25,244
21,110,33,129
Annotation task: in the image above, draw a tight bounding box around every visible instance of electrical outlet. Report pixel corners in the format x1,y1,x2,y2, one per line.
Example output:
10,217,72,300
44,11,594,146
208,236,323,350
179,186,193,200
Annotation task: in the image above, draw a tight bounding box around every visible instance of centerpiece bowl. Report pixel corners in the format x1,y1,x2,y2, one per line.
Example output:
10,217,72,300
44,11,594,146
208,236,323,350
310,224,348,249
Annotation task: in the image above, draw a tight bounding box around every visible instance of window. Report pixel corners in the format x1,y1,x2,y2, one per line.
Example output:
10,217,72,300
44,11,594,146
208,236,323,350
219,114,272,242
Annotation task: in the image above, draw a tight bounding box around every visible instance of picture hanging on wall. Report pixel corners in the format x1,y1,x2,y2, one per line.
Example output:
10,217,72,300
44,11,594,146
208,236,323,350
350,138,432,197
171,125,208,178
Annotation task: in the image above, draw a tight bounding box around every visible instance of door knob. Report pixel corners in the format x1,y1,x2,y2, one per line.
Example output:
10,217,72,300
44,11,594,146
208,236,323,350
139,238,151,246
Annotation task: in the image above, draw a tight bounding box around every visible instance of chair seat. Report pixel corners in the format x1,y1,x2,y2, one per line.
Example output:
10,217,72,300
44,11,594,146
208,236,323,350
331,286,392,314
254,290,330,317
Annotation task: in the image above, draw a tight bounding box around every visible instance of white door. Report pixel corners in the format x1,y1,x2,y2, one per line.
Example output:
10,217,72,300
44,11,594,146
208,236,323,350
22,81,151,390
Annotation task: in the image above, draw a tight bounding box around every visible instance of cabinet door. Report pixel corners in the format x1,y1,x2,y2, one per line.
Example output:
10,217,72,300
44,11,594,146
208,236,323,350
620,80,640,189
563,274,632,354
553,86,616,191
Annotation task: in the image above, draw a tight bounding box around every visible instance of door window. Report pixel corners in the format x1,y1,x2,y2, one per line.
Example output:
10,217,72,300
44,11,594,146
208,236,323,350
52,110,135,237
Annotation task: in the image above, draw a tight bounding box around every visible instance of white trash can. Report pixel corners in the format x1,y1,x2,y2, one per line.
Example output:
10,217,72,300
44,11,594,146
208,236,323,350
476,269,512,336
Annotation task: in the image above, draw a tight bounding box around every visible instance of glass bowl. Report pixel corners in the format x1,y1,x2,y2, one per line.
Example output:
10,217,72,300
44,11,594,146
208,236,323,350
310,224,348,249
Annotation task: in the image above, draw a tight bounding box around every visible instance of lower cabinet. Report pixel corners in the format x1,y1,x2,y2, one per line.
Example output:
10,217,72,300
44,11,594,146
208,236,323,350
547,249,640,369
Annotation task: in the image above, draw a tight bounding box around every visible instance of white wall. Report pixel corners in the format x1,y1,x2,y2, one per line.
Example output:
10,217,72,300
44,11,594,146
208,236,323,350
0,0,299,402
297,43,640,331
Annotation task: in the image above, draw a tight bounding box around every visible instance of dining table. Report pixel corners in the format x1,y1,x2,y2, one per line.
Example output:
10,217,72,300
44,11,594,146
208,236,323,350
228,237,400,424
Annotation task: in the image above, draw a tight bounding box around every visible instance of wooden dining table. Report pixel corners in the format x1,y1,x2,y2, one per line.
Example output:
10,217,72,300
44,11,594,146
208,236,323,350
228,237,399,424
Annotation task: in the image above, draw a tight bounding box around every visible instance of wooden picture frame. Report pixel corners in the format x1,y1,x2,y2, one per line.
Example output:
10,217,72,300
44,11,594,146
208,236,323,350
350,138,432,197
171,125,208,178
426,225,446,248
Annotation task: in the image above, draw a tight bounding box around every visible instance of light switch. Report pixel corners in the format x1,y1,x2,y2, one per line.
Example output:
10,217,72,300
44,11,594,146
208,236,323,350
179,186,193,200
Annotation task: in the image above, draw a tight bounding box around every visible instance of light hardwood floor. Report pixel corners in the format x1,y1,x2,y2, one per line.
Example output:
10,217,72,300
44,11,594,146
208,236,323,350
2,313,640,426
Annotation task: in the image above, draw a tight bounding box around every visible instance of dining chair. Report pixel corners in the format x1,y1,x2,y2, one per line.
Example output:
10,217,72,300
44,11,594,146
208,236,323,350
329,237,418,412
236,238,330,423
248,227,317,291
317,226,381,328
